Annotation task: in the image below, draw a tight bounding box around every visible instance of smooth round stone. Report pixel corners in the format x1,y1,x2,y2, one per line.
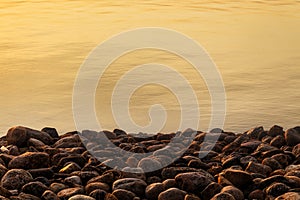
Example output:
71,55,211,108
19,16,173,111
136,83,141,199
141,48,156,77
64,176,82,186
8,152,49,169
89,189,107,200
85,182,110,194
266,182,290,197
222,169,253,188
285,128,300,146
175,172,212,193
137,157,162,173
68,194,95,200
248,189,265,200
211,192,235,200
41,190,59,200
112,189,136,200
158,188,187,200
184,194,201,200
201,182,223,200
112,178,147,197
162,179,177,190
21,181,48,197
57,187,84,199
262,158,282,171
145,183,164,200
59,162,81,174
221,186,244,200
1,169,33,190
50,183,67,193
275,192,300,200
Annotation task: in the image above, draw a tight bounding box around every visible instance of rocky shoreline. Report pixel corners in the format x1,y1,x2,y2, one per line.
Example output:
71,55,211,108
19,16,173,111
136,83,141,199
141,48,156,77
0,125,299,200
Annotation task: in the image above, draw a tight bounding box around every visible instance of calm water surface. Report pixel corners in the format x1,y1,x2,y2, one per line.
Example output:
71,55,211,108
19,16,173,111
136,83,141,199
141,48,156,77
0,0,299,134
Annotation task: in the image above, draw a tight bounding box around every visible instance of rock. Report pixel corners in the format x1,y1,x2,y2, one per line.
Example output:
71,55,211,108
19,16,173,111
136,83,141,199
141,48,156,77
21,181,48,197
161,167,214,180
258,175,289,189
121,167,146,181
0,165,7,180
1,169,33,190
59,162,81,174
49,183,67,193
184,194,201,200
85,182,110,194
275,192,300,200
248,189,265,200
89,189,107,200
57,187,84,199
53,135,81,148
112,189,136,200
162,179,177,190
247,126,264,139
41,190,59,200
221,186,244,200
262,158,282,171
41,127,59,138
145,183,164,200
8,152,49,169
285,128,300,146
68,194,96,200
7,126,53,147
292,143,300,157
201,182,223,200
27,138,46,149
0,195,9,200
222,169,253,188
137,157,162,173
113,129,127,136
64,176,82,187
8,145,20,156
270,135,285,148
175,172,212,193
268,125,284,137
245,161,272,176
112,178,147,197
158,188,186,200
266,182,290,197
105,193,118,200
16,192,41,200
211,192,235,200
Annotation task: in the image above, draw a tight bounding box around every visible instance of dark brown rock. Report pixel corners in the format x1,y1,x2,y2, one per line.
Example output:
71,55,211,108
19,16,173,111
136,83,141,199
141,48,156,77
175,172,212,193
85,182,110,194
112,178,147,197
145,183,164,200
57,187,84,200
201,182,223,200
222,169,253,188
158,188,186,200
248,189,265,200
285,128,300,146
266,182,290,197
211,192,235,200
268,125,284,137
221,186,244,200
21,181,48,197
41,190,59,200
112,189,136,200
245,161,272,176
1,169,33,190
8,152,49,169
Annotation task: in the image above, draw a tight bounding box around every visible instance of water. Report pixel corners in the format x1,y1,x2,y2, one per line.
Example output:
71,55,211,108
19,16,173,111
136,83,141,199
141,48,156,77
0,0,299,135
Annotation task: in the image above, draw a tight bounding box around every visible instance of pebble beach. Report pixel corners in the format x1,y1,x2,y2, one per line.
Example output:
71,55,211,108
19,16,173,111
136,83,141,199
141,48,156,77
0,125,299,200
